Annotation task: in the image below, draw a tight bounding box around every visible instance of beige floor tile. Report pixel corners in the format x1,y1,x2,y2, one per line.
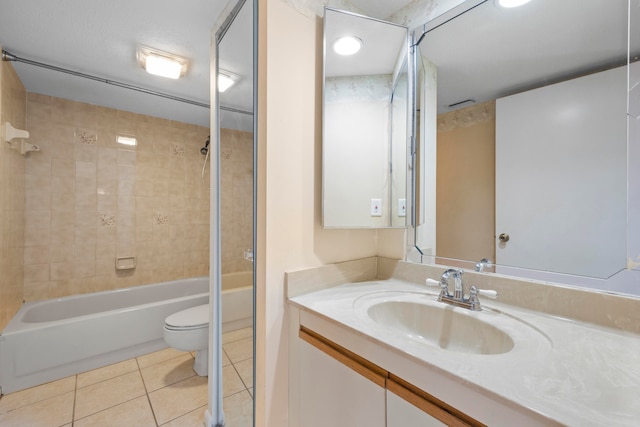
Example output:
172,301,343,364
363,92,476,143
0,376,75,414
223,390,253,427
137,347,190,368
223,365,246,398
149,375,208,425
234,358,254,390
74,396,156,427
161,405,206,427
222,327,253,344
0,391,74,427
74,371,146,420
77,358,139,388
222,348,232,366
223,337,253,363
141,353,196,392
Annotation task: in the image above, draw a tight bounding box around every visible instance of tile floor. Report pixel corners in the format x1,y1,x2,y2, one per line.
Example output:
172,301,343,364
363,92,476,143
0,327,254,427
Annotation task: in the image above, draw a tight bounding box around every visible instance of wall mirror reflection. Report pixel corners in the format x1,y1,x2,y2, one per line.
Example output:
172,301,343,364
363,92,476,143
0,0,256,425
214,0,256,424
413,0,639,286
322,8,409,228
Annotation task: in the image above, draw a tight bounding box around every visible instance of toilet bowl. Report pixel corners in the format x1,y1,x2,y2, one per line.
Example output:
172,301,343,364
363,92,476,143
163,304,209,376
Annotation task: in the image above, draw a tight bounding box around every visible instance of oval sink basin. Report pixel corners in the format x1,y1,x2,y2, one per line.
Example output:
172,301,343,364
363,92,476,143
366,300,514,355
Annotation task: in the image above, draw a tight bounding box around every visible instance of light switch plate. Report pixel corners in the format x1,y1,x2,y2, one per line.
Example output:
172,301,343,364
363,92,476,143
398,198,406,217
370,199,382,216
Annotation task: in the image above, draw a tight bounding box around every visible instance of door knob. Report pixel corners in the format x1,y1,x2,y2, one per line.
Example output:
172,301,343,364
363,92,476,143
498,233,510,243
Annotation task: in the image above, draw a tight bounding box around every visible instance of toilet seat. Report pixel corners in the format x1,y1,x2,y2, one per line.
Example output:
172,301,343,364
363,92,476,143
164,304,209,331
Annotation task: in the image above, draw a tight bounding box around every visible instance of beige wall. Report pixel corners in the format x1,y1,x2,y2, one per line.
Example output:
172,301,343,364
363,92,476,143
255,0,405,425
436,101,495,263
23,94,211,300
0,60,26,330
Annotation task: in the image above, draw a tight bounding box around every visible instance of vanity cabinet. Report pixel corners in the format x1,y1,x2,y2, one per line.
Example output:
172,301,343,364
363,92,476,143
298,328,386,427
387,391,446,427
296,326,483,427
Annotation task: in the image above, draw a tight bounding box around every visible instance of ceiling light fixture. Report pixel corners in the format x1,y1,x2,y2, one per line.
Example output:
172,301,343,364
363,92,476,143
218,70,239,93
496,0,532,7
137,46,188,79
333,36,362,56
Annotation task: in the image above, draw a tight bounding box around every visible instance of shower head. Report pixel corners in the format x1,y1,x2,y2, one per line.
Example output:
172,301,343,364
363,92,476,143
200,136,210,155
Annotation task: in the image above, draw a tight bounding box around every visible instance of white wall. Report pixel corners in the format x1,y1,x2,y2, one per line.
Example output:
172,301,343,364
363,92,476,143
256,1,405,425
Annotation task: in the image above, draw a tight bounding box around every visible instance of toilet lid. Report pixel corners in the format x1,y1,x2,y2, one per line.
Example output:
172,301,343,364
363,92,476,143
165,304,209,330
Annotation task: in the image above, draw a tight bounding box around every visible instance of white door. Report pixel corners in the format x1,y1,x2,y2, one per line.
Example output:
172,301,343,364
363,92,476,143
495,65,627,278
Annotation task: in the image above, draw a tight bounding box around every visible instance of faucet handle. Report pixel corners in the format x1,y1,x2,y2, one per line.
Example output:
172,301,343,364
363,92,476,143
468,285,497,311
426,278,449,298
472,287,497,299
425,278,440,287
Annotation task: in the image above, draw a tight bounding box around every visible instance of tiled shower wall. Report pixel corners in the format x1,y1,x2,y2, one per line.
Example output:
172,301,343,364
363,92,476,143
22,94,253,301
220,128,253,275
0,60,26,330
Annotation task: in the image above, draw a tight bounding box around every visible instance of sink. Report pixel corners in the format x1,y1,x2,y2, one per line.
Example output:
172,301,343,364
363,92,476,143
353,291,550,356
366,300,514,355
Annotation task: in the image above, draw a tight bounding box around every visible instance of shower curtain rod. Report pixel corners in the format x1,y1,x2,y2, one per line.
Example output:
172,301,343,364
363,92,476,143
1,50,253,116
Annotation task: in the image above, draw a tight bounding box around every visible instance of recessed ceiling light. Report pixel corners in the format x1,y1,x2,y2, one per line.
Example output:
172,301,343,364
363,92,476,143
137,46,188,79
218,70,239,93
333,36,362,56
496,0,532,7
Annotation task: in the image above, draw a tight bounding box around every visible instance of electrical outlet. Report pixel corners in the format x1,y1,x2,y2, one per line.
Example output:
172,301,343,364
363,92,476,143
371,199,382,216
398,198,406,217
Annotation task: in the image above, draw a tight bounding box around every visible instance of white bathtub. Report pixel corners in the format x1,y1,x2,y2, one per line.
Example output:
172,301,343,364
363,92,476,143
0,273,253,394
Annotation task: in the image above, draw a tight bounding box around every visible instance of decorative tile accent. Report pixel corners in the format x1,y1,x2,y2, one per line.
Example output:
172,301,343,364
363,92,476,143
221,148,232,160
75,128,98,145
170,143,185,157
98,214,116,227
154,212,169,225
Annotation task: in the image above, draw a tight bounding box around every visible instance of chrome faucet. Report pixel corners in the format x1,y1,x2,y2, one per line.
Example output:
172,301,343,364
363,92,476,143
475,258,492,272
440,268,464,300
426,268,497,311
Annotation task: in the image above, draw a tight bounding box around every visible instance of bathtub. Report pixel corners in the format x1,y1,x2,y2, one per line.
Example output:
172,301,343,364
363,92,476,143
0,273,253,394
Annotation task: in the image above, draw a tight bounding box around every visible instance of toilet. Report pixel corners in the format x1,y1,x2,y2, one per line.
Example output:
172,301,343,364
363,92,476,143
163,304,209,376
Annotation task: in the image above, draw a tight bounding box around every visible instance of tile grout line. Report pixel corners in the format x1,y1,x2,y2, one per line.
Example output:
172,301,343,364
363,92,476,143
71,374,77,427
135,355,161,427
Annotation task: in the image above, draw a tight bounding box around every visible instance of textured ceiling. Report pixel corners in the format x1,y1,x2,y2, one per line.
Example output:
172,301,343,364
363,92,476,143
0,0,416,129
420,0,636,113
0,0,229,127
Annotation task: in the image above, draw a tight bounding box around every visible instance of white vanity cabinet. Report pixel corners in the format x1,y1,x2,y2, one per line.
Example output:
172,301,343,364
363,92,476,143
298,328,386,427
387,391,446,427
295,326,483,427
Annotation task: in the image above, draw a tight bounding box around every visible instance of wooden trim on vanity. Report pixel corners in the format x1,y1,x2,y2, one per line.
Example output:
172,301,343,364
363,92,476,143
388,374,486,427
299,326,388,387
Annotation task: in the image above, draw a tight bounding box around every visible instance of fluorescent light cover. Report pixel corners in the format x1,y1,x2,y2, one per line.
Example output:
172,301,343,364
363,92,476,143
218,73,235,92
333,36,362,56
137,47,188,79
117,135,137,146
218,70,240,93
496,0,532,7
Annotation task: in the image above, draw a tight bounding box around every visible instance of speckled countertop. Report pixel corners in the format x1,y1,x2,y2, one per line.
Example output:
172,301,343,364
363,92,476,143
288,266,640,427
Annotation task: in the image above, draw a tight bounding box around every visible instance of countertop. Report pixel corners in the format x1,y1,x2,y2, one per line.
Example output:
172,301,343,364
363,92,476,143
289,279,640,427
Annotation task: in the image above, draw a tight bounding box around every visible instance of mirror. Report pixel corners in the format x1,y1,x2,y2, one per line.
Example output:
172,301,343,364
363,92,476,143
216,0,255,424
322,8,409,228
413,0,638,284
